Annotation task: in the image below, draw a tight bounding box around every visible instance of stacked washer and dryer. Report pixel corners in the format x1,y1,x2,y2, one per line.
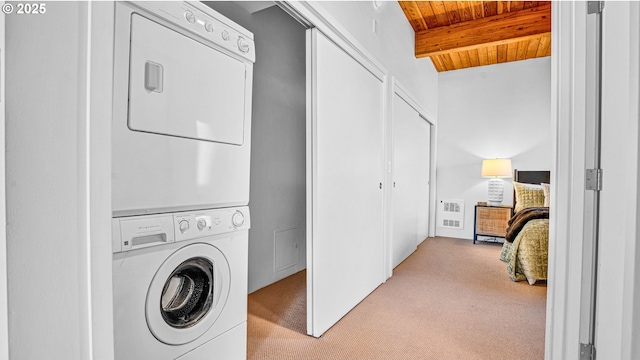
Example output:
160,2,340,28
111,2,255,359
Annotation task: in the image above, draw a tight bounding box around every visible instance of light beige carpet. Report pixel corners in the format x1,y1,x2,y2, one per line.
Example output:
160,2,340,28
247,237,547,360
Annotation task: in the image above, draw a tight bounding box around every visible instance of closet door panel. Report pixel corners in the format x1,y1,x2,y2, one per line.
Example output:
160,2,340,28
392,94,431,268
392,95,419,268
307,29,385,337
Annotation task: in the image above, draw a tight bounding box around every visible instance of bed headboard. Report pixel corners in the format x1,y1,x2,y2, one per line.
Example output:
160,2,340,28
513,169,551,209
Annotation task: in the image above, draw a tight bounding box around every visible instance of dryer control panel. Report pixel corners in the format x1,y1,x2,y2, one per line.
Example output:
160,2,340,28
112,206,250,253
127,1,255,62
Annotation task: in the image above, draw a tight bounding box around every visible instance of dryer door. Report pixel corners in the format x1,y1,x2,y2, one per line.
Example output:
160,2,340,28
146,243,231,345
128,14,247,145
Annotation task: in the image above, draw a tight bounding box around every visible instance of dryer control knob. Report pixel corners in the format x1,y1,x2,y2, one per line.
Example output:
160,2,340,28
179,220,190,233
204,22,214,33
232,211,245,228
237,37,250,53
222,30,230,41
184,11,196,24
197,218,207,231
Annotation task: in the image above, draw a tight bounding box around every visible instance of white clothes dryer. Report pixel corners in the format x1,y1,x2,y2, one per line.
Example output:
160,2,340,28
112,206,250,360
112,1,255,217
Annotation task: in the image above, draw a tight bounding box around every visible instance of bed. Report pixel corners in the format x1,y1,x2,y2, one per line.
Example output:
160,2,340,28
499,170,550,285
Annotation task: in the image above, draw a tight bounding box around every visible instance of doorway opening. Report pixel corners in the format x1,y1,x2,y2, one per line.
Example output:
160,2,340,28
203,0,309,335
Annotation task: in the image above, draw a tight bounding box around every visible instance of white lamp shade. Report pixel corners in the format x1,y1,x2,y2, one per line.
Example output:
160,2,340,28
481,158,512,178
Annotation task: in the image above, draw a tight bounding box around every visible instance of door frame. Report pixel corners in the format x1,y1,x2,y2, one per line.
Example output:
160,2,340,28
0,7,8,360
547,2,640,359
80,2,116,358
547,3,596,358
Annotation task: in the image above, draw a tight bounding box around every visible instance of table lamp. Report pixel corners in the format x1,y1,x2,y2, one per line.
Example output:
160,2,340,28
481,158,512,206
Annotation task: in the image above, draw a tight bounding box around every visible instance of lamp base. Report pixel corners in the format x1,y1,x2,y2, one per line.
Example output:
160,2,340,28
487,178,504,206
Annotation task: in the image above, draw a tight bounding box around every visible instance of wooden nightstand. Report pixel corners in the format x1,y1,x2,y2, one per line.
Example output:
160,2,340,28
473,204,513,244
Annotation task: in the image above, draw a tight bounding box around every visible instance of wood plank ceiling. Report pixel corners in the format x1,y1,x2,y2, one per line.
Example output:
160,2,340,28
399,1,552,72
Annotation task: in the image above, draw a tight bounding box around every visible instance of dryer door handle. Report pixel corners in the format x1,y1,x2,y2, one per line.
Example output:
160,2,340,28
144,61,164,93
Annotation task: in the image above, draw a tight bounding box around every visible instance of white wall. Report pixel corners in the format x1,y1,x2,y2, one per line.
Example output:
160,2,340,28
204,2,307,293
6,3,114,359
6,4,82,357
7,3,82,358
437,58,552,240
312,1,438,116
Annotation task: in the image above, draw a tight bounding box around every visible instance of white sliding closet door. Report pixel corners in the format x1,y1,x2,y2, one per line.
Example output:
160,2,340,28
392,94,430,269
307,29,385,337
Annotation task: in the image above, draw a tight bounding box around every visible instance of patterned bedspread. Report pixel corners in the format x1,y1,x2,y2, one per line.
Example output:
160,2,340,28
506,207,549,243
500,218,549,285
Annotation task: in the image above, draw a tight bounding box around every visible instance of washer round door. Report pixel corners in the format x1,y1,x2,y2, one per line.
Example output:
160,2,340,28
146,243,231,345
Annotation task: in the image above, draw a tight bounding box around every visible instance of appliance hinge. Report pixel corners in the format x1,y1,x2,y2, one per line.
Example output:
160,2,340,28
586,169,603,191
587,1,604,14
580,343,596,360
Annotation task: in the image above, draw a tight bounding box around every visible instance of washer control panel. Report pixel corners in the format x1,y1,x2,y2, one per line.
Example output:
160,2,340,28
112,206,250,253
173,206,250,242
129,1,255,63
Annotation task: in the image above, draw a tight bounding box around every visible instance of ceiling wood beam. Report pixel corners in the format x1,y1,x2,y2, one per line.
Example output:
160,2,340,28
415,2,550,58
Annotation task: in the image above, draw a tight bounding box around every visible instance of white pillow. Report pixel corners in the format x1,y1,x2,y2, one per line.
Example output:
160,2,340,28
541,183,550,207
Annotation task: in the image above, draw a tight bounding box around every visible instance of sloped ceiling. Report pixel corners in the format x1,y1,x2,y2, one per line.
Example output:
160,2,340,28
399,1,552,72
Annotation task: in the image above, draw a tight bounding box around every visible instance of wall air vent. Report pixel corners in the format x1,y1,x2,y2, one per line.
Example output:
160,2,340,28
438,200,464,229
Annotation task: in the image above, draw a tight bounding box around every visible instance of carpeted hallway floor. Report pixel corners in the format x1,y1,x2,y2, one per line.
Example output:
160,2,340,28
247,237,547,360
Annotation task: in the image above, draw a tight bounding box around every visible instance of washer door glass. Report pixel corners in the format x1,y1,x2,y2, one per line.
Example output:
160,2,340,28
147,243,230,345
160,257,213,328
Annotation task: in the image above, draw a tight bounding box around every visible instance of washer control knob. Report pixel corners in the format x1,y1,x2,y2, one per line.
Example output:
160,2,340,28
184,11,196,24
231,211,245,228
197,218,207,231
204,22,214,33
221,30,230,41
237,37,250,53
179,220,190,233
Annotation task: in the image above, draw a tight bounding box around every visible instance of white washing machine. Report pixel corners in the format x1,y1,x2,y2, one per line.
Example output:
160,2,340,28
112,1,255,217
112,206,250,359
